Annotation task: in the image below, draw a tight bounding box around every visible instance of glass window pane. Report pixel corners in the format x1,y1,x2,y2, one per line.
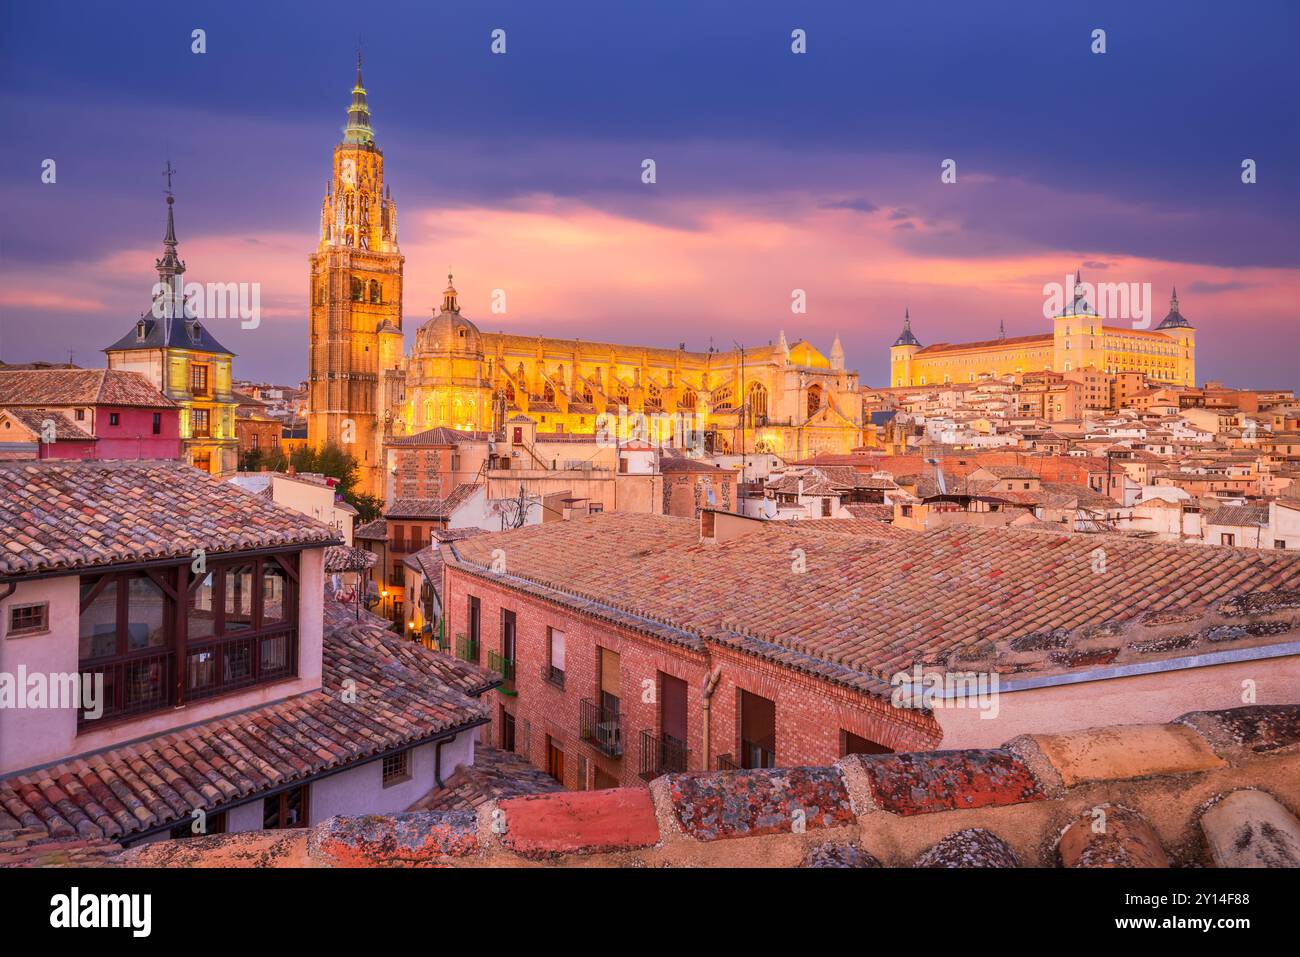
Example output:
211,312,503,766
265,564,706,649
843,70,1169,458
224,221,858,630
188,649,218,694
262,562,288,626
224,641,253,683
223,564,255,631
79,578,118,660
550,629,565,670
189,572,217,640
125,575,168,652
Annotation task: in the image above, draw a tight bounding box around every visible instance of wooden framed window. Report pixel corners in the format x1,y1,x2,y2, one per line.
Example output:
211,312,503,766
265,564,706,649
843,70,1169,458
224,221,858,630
500,707,516,751
74,552,300,728
169,811,227,840
185,554,298,703
190,363,210,396
381,750,411,788
152,412,162,435
7,602,49,637
545,736,565,784
108,412,120,426
263,785,309,829
841,730,893,757
545,627,565,687
739,689,776,769
191,408,210,438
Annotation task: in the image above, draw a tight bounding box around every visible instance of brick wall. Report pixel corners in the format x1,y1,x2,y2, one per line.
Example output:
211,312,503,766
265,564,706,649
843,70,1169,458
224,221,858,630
444,565,941,790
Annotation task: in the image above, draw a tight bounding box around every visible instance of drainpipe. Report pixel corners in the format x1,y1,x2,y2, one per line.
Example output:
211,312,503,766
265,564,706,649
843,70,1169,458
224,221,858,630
699,666,722,771
434,737,449,788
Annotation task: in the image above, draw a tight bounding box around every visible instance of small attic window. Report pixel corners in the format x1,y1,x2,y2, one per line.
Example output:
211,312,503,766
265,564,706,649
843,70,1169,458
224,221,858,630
136,320,147,340
458,328,466,338
191,321,202,341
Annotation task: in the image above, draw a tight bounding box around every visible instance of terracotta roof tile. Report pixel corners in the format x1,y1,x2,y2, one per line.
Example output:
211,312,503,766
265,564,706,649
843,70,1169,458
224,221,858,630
0,461,339,576
0,369,176,408
0,623,488,844
445,513,1300,688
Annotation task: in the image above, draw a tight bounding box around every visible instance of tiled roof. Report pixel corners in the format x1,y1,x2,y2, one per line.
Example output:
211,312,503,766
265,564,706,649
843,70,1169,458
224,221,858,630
388,427,491,446
0,369,176,409
914,333,1052,355
0,408,95,441
0,461,339,577
386,483,480,520
843,503,895,522
446,513,1300,689
103,316,233,356
408,747,563,812
326,619,500,698
96,705,1300,869
355,518,388,539
660,456,727,474
778,518,916,541
324,545,378,572
1205,504,1270,528
0,621,489,845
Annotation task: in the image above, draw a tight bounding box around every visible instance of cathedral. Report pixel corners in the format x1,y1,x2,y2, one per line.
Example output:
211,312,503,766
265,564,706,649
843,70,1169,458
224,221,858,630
888,274,1196,390
307,65,863,496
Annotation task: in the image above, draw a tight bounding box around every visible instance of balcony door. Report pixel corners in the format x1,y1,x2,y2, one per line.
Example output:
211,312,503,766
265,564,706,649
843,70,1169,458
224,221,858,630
739,689,776,769
660,673,688,773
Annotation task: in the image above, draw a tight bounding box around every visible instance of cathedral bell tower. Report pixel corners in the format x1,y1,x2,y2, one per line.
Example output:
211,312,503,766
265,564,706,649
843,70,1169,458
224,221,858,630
307,55,405,497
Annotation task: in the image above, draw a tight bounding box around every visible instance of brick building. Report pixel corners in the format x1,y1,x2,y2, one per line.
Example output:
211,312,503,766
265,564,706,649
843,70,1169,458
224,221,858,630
441,512,1300,791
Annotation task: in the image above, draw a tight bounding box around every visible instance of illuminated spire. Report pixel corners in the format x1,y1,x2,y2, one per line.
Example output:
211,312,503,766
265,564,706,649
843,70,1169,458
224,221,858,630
155,163,184,285
893,308,921,347
442,272,459,313
343,52,375,146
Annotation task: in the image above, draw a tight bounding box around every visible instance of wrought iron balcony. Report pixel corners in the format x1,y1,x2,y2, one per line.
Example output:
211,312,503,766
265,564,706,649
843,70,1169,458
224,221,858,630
580,698,622,758
454,633,479,663
638,730,689,779
487,650,516,694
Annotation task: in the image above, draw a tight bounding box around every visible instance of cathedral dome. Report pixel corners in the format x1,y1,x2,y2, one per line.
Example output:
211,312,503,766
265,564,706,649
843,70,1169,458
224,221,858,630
414,273,482,356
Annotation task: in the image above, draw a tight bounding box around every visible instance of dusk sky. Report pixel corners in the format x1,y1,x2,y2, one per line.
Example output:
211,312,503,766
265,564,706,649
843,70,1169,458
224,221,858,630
2,0,1297,387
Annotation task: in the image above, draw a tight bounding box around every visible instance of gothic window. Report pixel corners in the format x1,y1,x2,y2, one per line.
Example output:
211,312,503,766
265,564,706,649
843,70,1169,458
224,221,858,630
712,385,733,408
616,382,630,406
504,381,515,404
344,192,353,226
747,382,768,426
646,381,662,412
369,280,380,303
678,389,696,412
543,380,555,402
807,384,823,418
351,277,363,301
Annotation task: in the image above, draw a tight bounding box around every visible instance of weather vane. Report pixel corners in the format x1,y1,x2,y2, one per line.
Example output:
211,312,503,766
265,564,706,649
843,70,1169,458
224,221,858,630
162,159,176,196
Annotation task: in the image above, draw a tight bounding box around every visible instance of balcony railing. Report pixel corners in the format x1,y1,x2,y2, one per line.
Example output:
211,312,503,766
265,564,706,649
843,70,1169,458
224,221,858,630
487,651,516,694
580,698,622,758
455,634,479,663
541,663,565,689
716,753,739,771
638,730,690,779
77,627,296,728
79,649,175,727
186,627,297,704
